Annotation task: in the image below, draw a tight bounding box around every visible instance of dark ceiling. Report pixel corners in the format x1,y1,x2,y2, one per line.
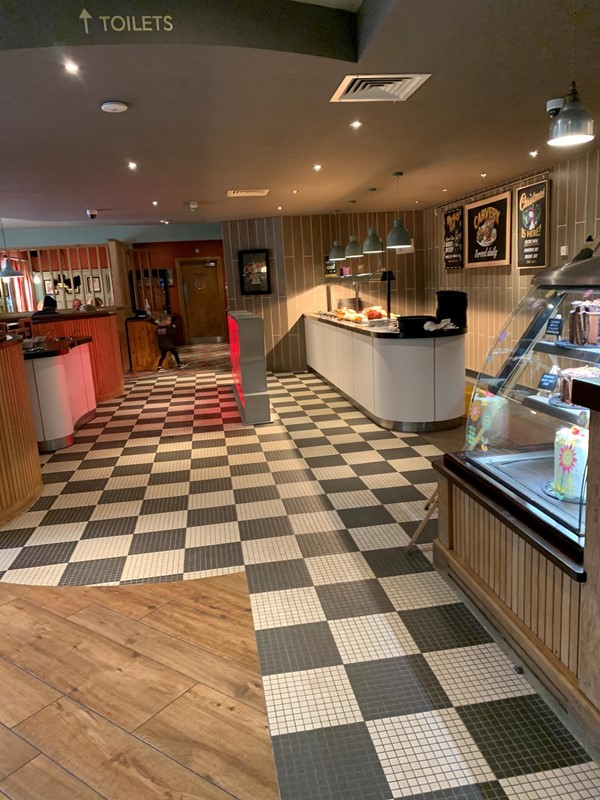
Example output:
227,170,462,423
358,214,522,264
0,0,599,227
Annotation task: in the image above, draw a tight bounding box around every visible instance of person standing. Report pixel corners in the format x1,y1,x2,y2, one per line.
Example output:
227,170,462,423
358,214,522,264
155,314,187,371
32,295,58,318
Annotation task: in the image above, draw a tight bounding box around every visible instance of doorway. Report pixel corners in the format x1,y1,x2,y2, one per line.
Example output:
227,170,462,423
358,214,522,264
176,257,227,343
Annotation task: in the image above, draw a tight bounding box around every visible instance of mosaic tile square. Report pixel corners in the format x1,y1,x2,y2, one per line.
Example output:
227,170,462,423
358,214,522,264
296,529,359,558
458,695,591,780
59,555,127,586
242,535,304,564
336,505,397,529
500,762,600,799
120,549,186,582
329,613,419,663
69,534,134,563
183,542,244,572
129,529,187,555
256,621,342,675
264,666,363,736
305,552,376,585
367,709,495,798
250,586,327,630
316,579,395,619
272,722,391,800
238,516,295,540
246,558,313,594
400,604,494,652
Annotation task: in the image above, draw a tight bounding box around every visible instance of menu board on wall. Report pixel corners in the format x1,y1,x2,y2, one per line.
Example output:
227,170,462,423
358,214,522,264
517,180,549,269
465,191,512,267
443,207,464,269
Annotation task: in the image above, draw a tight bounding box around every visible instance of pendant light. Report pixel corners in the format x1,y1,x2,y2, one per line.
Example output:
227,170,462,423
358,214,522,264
386,172,412,249
328,211,346,261
547,0,594,148
345,235,363,258
0,219,23,279
363,188,383,254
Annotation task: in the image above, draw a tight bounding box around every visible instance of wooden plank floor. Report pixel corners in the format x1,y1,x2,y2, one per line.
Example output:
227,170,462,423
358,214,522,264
0,573,280,800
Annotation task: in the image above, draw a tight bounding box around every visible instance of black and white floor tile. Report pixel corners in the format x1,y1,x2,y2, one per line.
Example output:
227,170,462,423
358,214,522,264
0,343,599,799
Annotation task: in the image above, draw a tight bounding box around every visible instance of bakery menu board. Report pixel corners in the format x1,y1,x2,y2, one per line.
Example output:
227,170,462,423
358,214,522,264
443,207,464,269
465,191,512,268
517,180,549,268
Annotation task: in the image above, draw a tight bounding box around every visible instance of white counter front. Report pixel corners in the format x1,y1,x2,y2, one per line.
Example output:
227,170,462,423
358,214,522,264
304,314,465,431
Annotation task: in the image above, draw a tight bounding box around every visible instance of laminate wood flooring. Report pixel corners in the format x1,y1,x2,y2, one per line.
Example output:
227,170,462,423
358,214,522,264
0,573,280,800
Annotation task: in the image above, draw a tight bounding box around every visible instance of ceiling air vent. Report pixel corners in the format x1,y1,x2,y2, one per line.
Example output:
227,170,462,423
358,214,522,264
227,189,270,198
331,74,431,103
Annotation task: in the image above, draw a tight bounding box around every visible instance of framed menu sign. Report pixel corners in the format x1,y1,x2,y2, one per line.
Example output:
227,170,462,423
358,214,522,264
443,207,464,269
517,180,549,268
465,191,512,267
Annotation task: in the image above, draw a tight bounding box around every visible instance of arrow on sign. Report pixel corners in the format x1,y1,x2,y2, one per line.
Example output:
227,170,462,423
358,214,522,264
79,8,92,34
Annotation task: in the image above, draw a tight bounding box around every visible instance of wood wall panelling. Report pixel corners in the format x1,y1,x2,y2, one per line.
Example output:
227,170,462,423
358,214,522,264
450,485,580,675
0,344,42,525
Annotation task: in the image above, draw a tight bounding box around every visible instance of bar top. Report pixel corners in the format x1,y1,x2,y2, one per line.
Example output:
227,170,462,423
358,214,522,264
22,336,93,360
0,310,115,324
304,313,466,340
0,335,21,351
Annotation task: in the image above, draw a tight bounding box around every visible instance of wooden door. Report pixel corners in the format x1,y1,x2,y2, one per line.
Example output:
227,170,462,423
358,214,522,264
177,258,227,343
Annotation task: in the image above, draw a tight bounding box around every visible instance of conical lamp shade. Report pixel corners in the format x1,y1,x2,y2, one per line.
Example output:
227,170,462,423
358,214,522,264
0,257,23,279
345,235,363,258
548,81,594,147
328,241,346,261
386,218,412,249
363,227,384,254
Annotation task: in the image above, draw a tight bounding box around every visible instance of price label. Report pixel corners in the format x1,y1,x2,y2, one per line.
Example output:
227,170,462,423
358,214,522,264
546,317,564,336
537,373,558,391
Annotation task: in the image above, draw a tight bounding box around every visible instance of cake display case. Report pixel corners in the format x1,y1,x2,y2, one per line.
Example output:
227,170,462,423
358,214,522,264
458,256,600,546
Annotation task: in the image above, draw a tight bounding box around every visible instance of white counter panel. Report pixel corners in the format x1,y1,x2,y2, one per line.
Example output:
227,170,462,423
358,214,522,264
336,328,355,398
26,358,72,445
434,336,466,421
352,333,375,413
373,338,435,423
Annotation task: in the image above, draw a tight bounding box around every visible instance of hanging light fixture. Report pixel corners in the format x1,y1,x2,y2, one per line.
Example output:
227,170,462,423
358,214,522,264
0,219,23,279
345,235,363,258
328,211,346,261
547,0,594,148
386,172,412,249
363,189,383,254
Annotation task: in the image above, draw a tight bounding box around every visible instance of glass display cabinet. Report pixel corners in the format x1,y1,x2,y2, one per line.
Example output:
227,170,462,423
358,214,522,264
460,255,600,549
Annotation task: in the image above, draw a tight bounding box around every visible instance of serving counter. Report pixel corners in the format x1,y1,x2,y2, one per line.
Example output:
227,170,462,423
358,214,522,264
31,312,124,402
304,313,465,431
24,337,96,452
0,338,42,523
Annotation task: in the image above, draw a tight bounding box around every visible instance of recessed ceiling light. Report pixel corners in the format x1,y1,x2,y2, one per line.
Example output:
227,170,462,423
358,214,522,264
415,200,420,204
313,164,322,172
128,161,137,170
529,150,539,158
160,219,170,224
64,60,79,75
101,100,128,114
442,188,448,192
350,120,362,129
152,201,158,206
480,172,487,178
277,206,283,211
291,189,299,194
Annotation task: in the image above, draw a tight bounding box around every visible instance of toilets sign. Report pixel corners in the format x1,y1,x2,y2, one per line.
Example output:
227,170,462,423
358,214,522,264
79,8,174,35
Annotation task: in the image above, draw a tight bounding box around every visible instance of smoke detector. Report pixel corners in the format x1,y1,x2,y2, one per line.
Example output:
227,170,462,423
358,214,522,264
100,100,129,113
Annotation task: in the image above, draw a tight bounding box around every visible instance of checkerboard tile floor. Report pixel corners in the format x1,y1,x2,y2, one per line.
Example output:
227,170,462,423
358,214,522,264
1,344,598,800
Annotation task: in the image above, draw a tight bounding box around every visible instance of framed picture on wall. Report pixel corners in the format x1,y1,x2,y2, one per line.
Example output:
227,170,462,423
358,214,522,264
86,276,101,294
238,249,271,295
517,180,549,268
44,279,53,295
465,191,512,267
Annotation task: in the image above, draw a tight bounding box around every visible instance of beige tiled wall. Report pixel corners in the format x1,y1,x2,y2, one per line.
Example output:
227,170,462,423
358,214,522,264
222,149,600,375
223,210,423,371
422,147,600,373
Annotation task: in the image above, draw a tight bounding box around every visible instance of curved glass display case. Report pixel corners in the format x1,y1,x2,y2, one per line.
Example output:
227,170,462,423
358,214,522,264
464,253,600,547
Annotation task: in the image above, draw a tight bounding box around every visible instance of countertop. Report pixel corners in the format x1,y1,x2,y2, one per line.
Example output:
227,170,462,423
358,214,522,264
0,335,20,351
572,378,600,413
304,313,466,339
22,336,93,360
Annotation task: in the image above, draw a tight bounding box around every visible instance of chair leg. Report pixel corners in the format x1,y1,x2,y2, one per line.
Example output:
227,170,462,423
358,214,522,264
406,492,438,552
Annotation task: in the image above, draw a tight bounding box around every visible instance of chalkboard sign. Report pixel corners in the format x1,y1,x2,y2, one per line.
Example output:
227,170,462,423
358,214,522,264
465,192,512,268
517,181,549,269
443,207,464,269
546,317,564,336
538,373,558,391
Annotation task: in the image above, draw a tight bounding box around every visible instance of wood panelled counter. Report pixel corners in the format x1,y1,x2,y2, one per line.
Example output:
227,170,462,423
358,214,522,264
126,318,161,372
0,338,42,524
31,312,124,402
